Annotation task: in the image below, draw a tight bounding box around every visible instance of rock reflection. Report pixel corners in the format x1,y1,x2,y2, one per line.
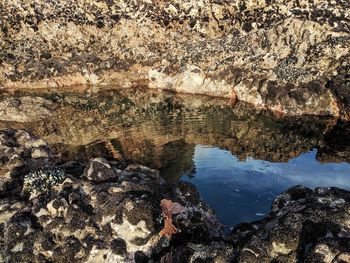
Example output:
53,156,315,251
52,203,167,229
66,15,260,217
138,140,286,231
317,122,350,163
0,89,349,181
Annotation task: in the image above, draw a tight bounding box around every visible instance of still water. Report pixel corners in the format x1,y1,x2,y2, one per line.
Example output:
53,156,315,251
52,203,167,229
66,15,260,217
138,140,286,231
183,145,350,225
1,89,350,226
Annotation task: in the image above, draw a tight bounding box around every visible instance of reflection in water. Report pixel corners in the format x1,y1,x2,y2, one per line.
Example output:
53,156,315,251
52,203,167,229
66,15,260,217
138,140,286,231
185,145,350,225
1,89,350,225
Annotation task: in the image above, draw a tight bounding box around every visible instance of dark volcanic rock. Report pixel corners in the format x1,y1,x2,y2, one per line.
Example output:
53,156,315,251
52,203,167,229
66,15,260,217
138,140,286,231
1,130,350,263
83,157,117,182
0,130,228,262
0,129,52,196
230,186,350,263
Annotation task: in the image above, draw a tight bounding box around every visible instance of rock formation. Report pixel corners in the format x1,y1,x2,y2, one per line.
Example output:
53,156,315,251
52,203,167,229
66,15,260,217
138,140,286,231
1,130,350,262
229,185,350,262
0,0,349,118
1,1,350,260
0,129,52,197
0,129,230,262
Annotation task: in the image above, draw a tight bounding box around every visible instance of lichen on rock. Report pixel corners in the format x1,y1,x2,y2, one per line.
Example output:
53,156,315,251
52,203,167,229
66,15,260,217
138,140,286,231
22,168,66,199
0,131,230,262
0,0,349,118
0,130,350,262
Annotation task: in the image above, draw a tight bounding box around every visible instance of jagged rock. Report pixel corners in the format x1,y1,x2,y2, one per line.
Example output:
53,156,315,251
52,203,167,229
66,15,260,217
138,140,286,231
230,186,350,263
1,130,350,263
0,199,25,225
0,129,52,196
31,147,51,159
83,157,117,182
0,144,225,262
0,1,349,118
271,185,313,212
162,242,235,263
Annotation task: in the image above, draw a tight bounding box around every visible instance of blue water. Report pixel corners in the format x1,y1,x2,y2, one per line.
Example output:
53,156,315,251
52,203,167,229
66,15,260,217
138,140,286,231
182,145,350,226
4,91,350,228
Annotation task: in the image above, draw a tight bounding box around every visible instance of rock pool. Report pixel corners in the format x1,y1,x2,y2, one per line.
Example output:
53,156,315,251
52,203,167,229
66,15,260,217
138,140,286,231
1,89,349,227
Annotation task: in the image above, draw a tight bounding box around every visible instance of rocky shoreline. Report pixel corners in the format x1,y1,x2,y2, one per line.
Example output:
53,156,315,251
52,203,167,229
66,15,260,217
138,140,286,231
1,0,349,118
1,1,350,260
1,129,350,262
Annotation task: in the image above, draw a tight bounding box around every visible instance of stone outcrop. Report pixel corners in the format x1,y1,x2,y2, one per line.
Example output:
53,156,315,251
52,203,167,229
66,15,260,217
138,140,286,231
0,129,52,197
1,130,350,262
229,185,350,262
0,0,349,118
0,156,230,262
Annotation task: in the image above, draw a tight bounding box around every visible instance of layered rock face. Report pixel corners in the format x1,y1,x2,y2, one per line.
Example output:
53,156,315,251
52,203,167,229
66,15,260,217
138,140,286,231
1,0,349,117
1,130,350,263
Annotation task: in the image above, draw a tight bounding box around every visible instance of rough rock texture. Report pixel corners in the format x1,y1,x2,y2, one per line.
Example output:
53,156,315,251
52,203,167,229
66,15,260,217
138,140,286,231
1,0,349,118
1,130,350,262
229,185,350,263
0,96,54,122
0,157,231,262
0,129,52,197
317,121,350,163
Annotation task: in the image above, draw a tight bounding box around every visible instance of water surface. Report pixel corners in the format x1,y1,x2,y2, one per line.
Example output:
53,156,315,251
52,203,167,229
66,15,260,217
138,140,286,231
183,145,350,225
1,89,350,226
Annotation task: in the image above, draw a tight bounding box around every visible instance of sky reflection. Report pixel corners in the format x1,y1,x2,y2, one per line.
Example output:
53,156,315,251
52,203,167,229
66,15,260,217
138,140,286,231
183,145,350,226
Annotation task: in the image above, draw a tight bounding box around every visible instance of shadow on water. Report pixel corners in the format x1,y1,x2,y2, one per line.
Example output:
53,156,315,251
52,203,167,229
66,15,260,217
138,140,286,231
1,88,350,225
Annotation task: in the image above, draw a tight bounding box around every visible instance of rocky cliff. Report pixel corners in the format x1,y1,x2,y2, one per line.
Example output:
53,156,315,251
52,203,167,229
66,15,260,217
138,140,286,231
1,0,349,118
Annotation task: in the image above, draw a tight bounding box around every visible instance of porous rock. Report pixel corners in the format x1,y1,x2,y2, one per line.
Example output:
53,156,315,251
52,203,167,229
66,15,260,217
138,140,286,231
0,131,227,262
0,129,52,196
230,186,350,263
0,0,349,118
1,130,350,263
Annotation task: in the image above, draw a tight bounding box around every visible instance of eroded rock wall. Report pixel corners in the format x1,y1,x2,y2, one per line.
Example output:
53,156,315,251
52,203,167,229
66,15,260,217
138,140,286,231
0,0,349,117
